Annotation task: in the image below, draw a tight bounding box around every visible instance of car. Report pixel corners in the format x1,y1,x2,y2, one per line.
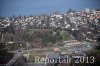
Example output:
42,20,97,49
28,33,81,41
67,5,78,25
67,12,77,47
17,49,23,53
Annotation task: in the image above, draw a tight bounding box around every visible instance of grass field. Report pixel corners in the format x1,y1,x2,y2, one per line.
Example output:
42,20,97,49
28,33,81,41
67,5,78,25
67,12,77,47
28,53,46,63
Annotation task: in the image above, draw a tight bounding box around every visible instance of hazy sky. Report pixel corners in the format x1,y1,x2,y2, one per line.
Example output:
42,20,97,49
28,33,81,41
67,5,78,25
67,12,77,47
0,0,100,17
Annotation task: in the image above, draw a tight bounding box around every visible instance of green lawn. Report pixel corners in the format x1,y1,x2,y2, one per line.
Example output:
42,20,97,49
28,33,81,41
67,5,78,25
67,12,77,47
28,54,46,63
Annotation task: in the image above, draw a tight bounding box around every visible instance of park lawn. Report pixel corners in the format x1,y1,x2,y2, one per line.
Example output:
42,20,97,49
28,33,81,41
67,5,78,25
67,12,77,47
28,54,46,63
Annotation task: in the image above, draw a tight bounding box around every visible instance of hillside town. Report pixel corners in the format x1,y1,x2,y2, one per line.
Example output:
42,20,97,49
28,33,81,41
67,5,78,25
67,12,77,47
0,8,100,66
0,8,100,42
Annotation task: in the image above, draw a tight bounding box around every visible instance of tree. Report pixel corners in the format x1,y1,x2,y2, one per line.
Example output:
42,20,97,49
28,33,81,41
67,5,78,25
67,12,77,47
0,43,13,65
67,9,74,14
